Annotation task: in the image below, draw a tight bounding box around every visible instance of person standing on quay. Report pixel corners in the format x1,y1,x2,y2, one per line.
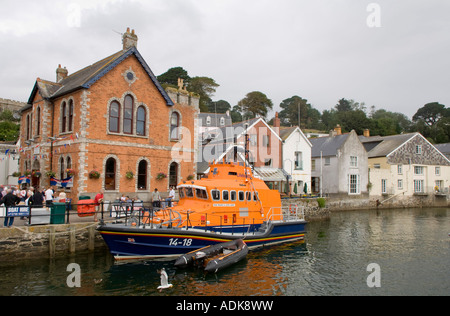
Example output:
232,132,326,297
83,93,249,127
0,189,21,227
151,188,161,209
45,186,55,208
94,189,104,222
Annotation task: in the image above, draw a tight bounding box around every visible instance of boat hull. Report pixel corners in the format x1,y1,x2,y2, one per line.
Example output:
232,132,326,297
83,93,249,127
98,221,306,261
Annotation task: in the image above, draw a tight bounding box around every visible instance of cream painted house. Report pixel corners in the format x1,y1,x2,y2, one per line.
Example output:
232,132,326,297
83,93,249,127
360,133,450,198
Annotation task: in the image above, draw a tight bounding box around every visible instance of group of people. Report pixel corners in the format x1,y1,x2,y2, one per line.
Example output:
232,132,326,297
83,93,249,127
151,186,176,209
0,185,67,228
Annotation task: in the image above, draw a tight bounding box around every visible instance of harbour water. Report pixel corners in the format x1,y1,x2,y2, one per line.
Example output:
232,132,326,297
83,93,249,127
1,207,449,296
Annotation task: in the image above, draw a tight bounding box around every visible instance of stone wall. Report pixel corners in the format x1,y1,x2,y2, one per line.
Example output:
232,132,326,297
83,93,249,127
282,193,449,221
0,223,105,261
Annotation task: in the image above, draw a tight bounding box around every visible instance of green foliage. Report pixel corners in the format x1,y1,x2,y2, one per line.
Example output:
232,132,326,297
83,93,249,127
0,121,19,141
278,96,321,129
187,77,220,113
236,91,273,119
317,198,326,208
157,67,190,86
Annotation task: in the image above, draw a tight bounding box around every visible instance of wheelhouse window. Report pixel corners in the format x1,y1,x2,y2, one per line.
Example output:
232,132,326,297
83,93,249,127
211,190,220,201
185,187,194,197
136,106,146,136
222,190,229,201
170,112,180,141
195,188,208,200
123,95,134,134
109,101,120,133
105,158,116,190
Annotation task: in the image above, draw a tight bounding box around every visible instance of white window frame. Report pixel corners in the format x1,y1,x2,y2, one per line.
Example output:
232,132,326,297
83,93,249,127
348,174,360,195
414,179,424,193
350,156,358,167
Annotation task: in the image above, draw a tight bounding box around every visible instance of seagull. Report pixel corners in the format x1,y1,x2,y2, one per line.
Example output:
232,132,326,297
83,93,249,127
157,268,173,291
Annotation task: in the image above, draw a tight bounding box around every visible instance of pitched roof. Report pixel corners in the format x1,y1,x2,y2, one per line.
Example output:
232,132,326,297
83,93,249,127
359,133,416,158
24,47,173,110
310,134,349,157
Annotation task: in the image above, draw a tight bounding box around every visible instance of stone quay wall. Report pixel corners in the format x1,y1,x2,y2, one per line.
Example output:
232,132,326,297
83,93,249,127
0,223,105,261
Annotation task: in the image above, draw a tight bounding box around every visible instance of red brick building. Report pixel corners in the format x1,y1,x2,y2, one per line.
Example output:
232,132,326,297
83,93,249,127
20,28,199,201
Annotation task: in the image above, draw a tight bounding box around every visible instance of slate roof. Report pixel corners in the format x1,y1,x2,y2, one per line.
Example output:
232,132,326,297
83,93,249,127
435,142,450,158
310,134,349,158
359,133,416,158
22,47,173,112
198,112,232,128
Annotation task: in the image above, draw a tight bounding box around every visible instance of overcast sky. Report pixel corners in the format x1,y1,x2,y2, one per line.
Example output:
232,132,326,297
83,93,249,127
1,0,449,120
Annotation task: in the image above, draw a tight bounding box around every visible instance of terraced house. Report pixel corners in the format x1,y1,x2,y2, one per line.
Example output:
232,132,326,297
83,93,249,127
360,132,450,200
19,28,199,202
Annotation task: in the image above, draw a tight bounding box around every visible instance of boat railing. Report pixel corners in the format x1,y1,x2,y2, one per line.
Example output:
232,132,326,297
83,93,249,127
266,204,305,223
127,207,261,236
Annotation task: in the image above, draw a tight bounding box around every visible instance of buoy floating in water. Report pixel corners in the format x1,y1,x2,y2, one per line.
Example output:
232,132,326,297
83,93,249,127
157,268,173,291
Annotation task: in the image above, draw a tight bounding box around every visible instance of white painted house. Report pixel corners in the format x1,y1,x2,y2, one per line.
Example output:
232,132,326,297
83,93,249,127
280,126,312,195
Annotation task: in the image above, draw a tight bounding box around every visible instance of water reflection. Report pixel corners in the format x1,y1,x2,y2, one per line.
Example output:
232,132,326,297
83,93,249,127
1,208,449,296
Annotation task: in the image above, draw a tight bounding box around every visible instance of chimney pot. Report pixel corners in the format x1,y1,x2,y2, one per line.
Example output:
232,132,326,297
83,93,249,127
56,65,68,82
123,27,138,50
334,124,342,135
363,129,370,137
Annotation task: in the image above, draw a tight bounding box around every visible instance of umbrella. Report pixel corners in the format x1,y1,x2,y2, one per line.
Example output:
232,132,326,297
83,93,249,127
293,182,298,194
303,183,308,194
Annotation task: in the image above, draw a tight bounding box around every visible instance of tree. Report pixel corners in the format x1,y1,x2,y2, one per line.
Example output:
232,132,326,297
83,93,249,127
278,96,321,129
187,77,220,113
412,102,449,143
207,100,231,113
157,67,190,86
0,121,19,142
412,102,446,127
237,91,273,119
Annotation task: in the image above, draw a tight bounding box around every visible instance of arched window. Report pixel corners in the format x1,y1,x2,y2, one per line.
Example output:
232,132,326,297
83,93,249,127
136,106,146,136
169,162,178,187
61,101,67,133
137,160,147,190
68,100,73,132
66,156,72,170
123,95,134,134
105,158,116,191
170,112,180,141
36,107,41,136
109,101,120,133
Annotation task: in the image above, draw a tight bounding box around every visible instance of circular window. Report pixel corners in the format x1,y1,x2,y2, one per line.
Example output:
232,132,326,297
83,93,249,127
126,72,134,81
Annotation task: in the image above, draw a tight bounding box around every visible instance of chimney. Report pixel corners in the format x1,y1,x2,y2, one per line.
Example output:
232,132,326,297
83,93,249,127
273,112,280,135
363,129,370,137
122,27,138,50
334,124,342,135
56,64,68,82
